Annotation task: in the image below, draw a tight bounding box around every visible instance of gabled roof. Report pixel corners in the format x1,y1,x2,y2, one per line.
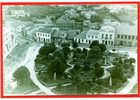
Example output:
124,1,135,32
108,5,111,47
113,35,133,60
65,30,78,39
116,24,137,35
51,29,61,38
74,30,88,39
37,28,53,34
86,29,99,36
10,22,22,29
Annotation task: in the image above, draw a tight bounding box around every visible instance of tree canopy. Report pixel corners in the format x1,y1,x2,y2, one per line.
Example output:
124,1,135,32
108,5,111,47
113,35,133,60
98,44,106,52
89,40,99,48
53,49,64,58
88,46,101,59
13,66,30,82
72,40,78,49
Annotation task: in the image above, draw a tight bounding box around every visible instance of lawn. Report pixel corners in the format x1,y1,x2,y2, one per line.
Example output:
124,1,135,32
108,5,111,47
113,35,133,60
129,83,138,94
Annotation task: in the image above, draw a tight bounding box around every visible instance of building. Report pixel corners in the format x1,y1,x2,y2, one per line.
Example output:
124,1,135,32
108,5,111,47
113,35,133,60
74,29,99,44
10,22,24,32
99,25,116,46
86,30,99,44
115,24,137,47
103,19,111,25
56,20,75,30
65,30,80,42
22,25,38,41
3,27,16,61
36,28,54,42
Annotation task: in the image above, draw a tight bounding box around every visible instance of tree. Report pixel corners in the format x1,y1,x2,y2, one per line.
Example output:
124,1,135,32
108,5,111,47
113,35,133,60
74,64,81,70
61,42,70,48
88,46,101,59
62,46,71,59
94,63,101,69
94,67,104,78
72,40,78,49
47,58,67,80
13,66,30,85
98,44,106,52
83,64,90,71
83,48,88,54
129,58,136,65
112,49,116,52
89,40,99,48
123,63,131,69
53,49,64,58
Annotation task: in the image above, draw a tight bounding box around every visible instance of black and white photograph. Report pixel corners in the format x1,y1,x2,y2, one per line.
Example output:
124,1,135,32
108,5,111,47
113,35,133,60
2,3,138,96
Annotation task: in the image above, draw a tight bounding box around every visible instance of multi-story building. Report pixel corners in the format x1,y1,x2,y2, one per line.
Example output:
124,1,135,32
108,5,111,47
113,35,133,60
99,25,116,45
36,28,54,43
86,30,99,44
3,27,16,61
74,29,99,44
115,24,137,47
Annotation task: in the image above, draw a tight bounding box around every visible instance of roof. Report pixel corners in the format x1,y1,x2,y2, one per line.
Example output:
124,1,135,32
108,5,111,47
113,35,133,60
116,24,137,35
100,25,115,31
28,26,36,31
51,29,61,38
74,30,88,39
37,28,53,34
10,22,22,29
56,20,75,23
86,29,99,36
65,30,78,39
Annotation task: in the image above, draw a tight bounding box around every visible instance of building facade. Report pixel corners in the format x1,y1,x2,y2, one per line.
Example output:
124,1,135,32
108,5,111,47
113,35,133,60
36,28,54,43
115,24,137,47
99,25,115,46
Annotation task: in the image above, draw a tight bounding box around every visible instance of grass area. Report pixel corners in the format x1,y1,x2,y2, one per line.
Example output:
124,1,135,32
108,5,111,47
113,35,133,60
129,83,138,94
11,78,39,95
3,43,32,77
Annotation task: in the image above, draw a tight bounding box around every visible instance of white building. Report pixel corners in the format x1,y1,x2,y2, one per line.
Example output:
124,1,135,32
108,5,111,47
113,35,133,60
99,25,116,46
36,28,54,43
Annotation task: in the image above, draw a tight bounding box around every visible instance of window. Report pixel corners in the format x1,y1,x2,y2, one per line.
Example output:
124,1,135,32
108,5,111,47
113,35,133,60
48,35,50,37
38,33,39,36
46,34,47,37
110,35,112,39
102,40,104,43
92,36,93,38
125,35,127,39
128,35,131,39
102,34,104,38
132,36,134,39
105,34,108,39
108,41,110,44
118,34,120,38
121,35,123,39
88,35,90,38
111,41,113,45
95,36,97,38
43,34,44,36
82,39,84,42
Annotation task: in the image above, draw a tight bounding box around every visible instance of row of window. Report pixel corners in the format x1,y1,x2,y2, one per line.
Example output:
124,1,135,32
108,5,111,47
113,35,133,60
38,37,51,42
102,40,114,45
117,34,137,40
88,35,98,38
102,34,113,39
37,33,50,37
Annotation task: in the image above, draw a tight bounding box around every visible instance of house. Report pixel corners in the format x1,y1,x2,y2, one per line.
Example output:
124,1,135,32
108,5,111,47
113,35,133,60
56,20,75,30
44,16,52,24
36,28,54,43
51,29,61,41
3,27,17,61
9,22,24,32
22,25,38,41
11,10,25,18
86,30,99,44
115,23,137,47
74,30,88,44
59,31,67,39
65,30,80,42
99,25,116,46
